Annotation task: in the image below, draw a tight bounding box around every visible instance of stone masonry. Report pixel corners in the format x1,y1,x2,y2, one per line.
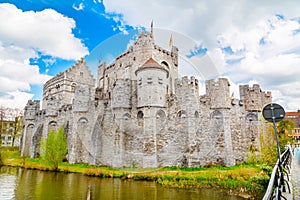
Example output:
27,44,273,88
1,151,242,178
20,31,272,168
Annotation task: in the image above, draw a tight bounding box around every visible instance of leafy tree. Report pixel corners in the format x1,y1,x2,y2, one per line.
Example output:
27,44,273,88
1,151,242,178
277,118,295,134
40,127,67,170
12,116,23,147
259,119,295,166
0,109,5,147
277,119,295,149
259,124,277,166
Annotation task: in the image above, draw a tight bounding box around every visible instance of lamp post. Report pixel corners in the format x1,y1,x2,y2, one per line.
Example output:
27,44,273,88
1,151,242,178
262,103,285,199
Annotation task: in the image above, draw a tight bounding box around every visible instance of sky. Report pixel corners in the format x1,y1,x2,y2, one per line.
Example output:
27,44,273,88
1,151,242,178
1,0,300,111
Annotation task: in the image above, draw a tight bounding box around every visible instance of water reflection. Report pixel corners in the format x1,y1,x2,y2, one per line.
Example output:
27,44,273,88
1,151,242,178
0,166,245,200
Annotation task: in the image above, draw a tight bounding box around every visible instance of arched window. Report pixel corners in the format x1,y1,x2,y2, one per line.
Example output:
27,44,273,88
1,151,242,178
27,124,35,129
78,117,88,123
48,121,57,132
137,111,144,126
211,110,223,120
71,83,77,93
161,61,169,69
245,112,258,122
156,110,166,119
177,110,187,118
123,113,131,120
195,111,199,118
137,111,144,119
156,110,166,126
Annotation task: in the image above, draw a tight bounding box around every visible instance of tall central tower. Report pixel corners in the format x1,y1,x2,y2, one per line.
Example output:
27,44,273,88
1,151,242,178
136,57,169,108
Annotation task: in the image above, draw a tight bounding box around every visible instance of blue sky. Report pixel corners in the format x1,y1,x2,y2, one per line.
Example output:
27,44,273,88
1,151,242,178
1,0,300,111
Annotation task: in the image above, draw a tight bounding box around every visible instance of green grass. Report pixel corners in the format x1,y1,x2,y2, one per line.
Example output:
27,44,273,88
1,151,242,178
0,148,270,199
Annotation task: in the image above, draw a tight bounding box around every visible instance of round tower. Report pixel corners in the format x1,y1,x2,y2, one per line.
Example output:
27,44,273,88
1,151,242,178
135,58,169,108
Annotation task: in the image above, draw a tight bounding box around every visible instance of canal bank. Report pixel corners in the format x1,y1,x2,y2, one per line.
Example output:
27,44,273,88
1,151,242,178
0,149,270,199
1,166,248,200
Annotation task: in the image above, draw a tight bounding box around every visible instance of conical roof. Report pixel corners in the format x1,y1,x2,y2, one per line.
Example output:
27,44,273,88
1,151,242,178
135,57,169,77
142,57,161,68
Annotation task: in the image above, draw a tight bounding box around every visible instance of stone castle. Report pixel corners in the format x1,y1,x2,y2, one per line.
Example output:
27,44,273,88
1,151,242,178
20,31,272,167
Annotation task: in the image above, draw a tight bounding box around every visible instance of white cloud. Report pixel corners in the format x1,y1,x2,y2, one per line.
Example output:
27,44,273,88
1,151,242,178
0,3,88,60
0,91,34,110
0,3,88,109
216,16,300,110
73,3,84,11
103,0,300,47
102,0,300,110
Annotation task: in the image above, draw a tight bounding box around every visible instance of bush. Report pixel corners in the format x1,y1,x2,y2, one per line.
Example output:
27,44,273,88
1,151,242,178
40,127,67,171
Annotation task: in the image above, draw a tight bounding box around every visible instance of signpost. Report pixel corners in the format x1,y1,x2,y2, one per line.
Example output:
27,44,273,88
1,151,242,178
262,103,286,199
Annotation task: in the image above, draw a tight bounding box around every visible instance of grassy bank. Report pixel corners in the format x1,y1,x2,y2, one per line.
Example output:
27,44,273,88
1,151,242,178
0,148,271,199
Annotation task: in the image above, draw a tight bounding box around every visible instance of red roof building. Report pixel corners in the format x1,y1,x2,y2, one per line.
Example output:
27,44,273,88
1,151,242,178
285,110,300,144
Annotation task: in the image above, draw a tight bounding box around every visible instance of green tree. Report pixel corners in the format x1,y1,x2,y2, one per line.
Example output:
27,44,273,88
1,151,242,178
277,118,295,134
12,116,23,147
0,109,5,147
260,124,278,166
277,119,295,149
260,119,295,166
40,127,67,170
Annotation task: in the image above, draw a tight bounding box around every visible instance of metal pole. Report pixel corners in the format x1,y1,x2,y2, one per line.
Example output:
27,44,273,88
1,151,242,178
271,106,285,198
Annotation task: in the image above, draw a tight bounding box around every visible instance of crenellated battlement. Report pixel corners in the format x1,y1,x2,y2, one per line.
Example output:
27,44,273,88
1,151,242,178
206,78,231,109
24,100,40,120
239,84,271,112
175,76,199,92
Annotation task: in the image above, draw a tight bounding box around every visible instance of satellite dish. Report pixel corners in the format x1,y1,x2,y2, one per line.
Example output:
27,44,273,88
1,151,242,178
262,103,285,123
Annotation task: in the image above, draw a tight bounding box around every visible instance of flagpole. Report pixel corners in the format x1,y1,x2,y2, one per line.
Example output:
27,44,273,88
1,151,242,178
169,34,173,47
151,20,153,34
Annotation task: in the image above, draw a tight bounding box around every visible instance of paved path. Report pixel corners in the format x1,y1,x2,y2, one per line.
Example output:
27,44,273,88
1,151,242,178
291,147,300,199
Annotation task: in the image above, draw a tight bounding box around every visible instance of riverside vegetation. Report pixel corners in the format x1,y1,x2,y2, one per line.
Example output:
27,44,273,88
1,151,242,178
1,147,271,199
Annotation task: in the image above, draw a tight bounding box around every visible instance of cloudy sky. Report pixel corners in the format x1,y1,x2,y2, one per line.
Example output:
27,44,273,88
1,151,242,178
1,0,300,111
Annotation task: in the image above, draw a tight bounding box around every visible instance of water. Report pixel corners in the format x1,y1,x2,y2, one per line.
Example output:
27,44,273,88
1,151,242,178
0,166,245,200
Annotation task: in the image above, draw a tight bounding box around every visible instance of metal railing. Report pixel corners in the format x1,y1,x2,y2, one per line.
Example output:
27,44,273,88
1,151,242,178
263,145,293,200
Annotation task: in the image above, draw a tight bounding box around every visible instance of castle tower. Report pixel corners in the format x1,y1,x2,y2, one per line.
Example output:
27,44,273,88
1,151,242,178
21,100,40,157
239,84,271,112
206,78,231,109
135,57,169,108
205,78,235,166
24,100,40,120
132,32,155,62
135,57,169,167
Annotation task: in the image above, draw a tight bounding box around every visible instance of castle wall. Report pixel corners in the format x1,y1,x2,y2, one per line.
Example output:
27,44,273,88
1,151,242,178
21,31,271,168
112,79,132,109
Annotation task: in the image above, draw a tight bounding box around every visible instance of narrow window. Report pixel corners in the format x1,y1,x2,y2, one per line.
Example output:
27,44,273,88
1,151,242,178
147,77,153,84
158,77,163,84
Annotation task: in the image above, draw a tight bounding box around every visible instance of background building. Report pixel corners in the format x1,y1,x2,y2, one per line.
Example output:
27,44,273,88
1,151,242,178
285,110,300,144
0,108,23,147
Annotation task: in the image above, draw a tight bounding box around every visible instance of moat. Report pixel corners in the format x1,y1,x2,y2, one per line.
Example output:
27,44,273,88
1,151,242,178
0,166,245,200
